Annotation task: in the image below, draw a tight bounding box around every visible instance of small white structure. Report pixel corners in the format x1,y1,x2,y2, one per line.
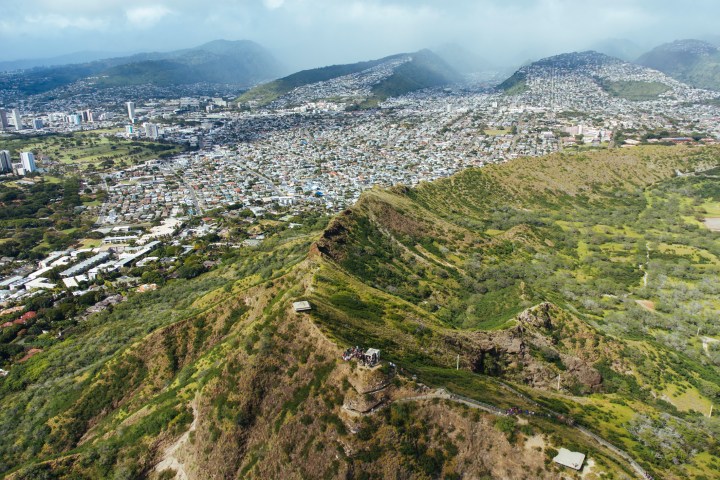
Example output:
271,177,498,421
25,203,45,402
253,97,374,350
365,348,380,359
293,301,311,312
553,448,585,471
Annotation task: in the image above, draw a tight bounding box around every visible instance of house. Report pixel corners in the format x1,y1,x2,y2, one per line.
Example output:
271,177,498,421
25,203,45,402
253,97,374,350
552,448,585,470
293,301,312,312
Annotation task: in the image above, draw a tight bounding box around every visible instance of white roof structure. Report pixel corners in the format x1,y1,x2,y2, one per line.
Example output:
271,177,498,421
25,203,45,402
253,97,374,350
293,301,311,312
365,348,381,357
553,448,585,471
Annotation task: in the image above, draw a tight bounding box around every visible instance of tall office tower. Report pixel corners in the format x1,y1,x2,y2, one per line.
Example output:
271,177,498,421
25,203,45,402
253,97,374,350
0,151,11,173
0,109,8,130
11,109,22,131
20,152,36,173
33,119,44,130
144,122,159,139
127,102,135,122
86,110,94,122
79,110,88,122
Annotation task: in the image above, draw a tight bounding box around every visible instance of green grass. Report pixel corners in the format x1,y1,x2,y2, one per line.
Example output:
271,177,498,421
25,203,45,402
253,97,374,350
598,79,671,101
308,145,720,478
0,133,181,169
497,71,529,96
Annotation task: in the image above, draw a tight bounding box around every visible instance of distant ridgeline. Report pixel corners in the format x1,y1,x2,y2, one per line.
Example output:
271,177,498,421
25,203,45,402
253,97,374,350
637,39,720,91
498,50,681,101
237,49,460,108
0,40,284,96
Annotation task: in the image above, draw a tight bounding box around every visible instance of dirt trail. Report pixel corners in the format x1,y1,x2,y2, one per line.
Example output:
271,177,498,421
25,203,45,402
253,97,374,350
702,336,719,356
154,396,199,480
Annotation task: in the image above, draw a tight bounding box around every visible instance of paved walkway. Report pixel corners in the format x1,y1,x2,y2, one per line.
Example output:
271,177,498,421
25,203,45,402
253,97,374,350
395,383,653,480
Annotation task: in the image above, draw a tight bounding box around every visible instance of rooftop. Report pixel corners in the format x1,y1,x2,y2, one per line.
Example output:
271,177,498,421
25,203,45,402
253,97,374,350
553,448,586,470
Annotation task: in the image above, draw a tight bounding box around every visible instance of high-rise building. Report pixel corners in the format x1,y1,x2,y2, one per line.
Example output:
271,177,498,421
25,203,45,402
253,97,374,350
86,110,94,123
127,102,135,122
0,151,11,173
68,114,82,125
33,119,44,130
126,125,135,136
144,122,159,139
11,109,22,131
20,152,36,174
0,109,8,130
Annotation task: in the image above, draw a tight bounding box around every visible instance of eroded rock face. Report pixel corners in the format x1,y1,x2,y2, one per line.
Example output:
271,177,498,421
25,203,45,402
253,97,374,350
343,389,385,414
346,366,394,394
450,303,604,391
561,355,603,390
517,302,554,330
343,365,396,413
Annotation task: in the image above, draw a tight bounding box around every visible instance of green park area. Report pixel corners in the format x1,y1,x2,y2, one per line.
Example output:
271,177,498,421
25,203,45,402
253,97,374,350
0,131,182,170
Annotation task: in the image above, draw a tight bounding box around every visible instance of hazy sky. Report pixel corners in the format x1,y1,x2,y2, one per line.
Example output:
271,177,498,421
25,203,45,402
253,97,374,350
1,0,718,68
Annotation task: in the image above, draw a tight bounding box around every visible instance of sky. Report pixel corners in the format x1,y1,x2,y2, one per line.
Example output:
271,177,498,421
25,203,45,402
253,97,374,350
1,0,719,69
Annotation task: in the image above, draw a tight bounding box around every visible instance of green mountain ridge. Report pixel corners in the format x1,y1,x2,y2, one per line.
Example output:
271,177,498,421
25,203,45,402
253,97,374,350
0,40,283,95
2,146,720,479
498,50,678,101
637,39,720,91
237,49,459,107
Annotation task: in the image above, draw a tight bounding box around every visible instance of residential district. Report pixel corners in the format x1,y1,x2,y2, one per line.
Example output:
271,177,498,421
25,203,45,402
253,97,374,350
1,58,720,373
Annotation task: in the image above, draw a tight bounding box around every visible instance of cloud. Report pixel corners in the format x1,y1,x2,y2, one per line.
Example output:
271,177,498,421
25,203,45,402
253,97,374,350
262,0,285,10
2,0,720,66
125,5,173,28
23,13,108,30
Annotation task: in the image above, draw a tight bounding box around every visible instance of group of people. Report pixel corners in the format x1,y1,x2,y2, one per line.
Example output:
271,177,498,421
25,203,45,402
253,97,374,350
504,406,575,426
341,346,379,367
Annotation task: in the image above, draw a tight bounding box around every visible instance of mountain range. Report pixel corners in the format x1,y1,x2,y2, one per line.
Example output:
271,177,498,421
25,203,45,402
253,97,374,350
0,40,283,96
237,49,460,108
495,49,711,105
3,37,720,102
0,51,126,73
636,39,720,91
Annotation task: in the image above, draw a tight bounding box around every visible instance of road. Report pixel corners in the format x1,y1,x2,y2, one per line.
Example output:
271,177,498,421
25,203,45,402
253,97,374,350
245,166,282,195
395,382,653,480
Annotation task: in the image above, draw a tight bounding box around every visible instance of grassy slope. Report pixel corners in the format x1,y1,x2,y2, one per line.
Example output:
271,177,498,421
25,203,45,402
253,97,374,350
638,47,720,91
239,50,457,107
237,57,395,105
3,146,720,478
312,145,720,478
497,71,529,95
598,79,671,101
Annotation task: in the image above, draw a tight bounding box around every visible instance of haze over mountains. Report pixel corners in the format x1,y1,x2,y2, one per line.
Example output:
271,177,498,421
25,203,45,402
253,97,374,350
637,39,720,91
4,36,720,105
0,40,284,96
238,49,460,108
